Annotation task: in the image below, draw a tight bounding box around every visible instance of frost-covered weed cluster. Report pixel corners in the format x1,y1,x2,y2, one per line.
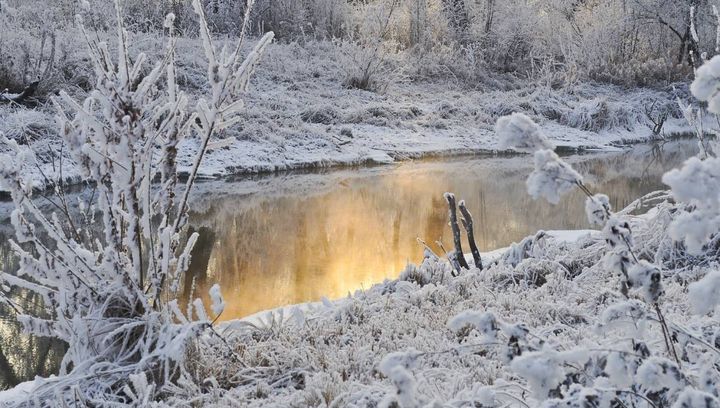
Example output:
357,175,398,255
168,59,720,407
0,0,273,404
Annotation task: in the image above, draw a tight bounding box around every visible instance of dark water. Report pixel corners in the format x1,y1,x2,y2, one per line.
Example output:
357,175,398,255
0,139,699,389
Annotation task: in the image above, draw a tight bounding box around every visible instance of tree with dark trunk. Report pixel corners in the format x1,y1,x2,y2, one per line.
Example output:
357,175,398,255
632,0,704,66
442,0,470,44
484,0,495,34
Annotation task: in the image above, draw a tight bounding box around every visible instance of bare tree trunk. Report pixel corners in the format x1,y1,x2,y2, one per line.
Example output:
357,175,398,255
444,193,469,271
409,0,428,46
484,0,495,34
677,0,701,66
459,200,482,269
442,0,470,44
678,29,700,66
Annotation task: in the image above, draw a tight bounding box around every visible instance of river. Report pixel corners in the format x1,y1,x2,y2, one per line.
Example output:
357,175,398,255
0,138,699,389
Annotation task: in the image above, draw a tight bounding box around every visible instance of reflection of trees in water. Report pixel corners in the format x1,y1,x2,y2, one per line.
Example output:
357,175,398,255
0,140,696,389
182,140,698,319
183,227,217,302
0,231,66,390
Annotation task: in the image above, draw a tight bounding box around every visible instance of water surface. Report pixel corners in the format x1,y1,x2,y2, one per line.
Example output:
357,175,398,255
182,140,697,318
0,139,699,389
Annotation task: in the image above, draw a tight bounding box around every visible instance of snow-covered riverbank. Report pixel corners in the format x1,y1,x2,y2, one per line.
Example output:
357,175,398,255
3,180,718,406
4,0,720,404
183,202,719,407
0,39,691,194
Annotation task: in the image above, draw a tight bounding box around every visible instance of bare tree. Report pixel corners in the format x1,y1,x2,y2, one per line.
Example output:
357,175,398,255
631,0,704,65
484,0,495,34
442,0,470,44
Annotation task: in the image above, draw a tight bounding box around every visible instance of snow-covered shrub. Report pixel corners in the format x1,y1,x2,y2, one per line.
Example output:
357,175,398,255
0,3,78,100
688,270,720,315
627,261,664,303
399,250,452,287
662,156,720,254
585,193,611,226
448,310,529,357
558,97,647,132
691,55,720,115
499,231,548,267
495,112,554,152
378,349,423,408
655,56,720,266
673,388,720,408
510,349,577,401
526,150,583,205
0,0,273,403
442,111,720,407
336,1,407,92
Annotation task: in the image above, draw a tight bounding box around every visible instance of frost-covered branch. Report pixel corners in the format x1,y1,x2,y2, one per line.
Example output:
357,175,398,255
0,0,271,403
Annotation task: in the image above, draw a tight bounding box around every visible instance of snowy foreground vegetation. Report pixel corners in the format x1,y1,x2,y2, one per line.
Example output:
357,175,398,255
1,0,720,407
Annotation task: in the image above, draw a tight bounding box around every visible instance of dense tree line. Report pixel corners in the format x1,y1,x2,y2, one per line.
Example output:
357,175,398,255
1,0,718,92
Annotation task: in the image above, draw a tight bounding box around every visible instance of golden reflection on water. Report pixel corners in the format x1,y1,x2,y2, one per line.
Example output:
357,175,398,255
0,140,699,388
0,232,66,390
185,142,697,319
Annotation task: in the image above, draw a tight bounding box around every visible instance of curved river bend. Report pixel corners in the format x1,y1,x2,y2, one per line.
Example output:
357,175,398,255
0,139,699,389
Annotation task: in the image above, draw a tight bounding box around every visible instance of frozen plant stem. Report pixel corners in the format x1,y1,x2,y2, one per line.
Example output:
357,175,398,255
576,180,681,368
0,0,274,401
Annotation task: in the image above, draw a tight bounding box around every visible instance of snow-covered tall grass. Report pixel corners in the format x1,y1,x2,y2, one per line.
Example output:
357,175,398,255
162,53,718,408
0,0,272,403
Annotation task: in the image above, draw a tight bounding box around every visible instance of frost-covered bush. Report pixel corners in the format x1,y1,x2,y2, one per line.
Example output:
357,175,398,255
691,55,720,114
336,1,407,93
4,0,714,87
0,0,272,403
409,110,720,407
663,156,720,254
526,150,583,205
399,250,452,287
496,112,554,152
660,55,720,259
0,2,83,99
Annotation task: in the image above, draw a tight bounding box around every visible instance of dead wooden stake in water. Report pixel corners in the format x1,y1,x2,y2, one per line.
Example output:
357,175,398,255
444,192,469,271
459,200,483,269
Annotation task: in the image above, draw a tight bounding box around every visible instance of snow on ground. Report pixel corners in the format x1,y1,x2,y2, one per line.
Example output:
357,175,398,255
0,31,716,406
0,378,43,405
123,77,694,180
229,229,592,326
180,202,719,407
0,38,691,194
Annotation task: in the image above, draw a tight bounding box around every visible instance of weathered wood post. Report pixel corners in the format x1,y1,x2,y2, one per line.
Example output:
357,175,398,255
444,192,469,272
459,200,483,269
